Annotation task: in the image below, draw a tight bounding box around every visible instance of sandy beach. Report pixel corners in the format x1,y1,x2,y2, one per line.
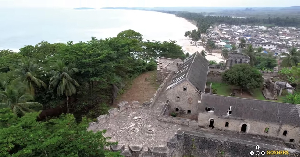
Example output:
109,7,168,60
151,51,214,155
178,37,225,63
177,19,225,63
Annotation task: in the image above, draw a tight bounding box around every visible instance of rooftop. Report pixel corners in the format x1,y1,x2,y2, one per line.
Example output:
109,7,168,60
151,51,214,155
167,52,209,92
201,94,300,127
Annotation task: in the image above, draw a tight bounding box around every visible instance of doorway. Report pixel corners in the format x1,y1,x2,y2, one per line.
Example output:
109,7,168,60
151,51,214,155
241,124,247,132
209,119,214,129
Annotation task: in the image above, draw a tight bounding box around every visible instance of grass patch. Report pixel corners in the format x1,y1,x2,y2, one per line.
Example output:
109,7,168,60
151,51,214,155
148,70,160,89
209,82,231,96
251,88,265,100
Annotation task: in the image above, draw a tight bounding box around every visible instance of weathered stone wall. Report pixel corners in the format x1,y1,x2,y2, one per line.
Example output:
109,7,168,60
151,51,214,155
166,80,202,116
168,130,300,157
198,112,300,144
158,103,198,128
149,72,173,108
261,71,279,78
263,78,278,100
207,70,223,83
110,144,169,157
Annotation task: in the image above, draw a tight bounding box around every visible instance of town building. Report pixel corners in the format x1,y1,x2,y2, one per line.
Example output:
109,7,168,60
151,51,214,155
225,52,250,69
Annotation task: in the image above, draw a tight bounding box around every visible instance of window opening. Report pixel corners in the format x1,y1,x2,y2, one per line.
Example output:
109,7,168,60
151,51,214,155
283,130,287,136
241,124,247,132
205,107,214,112
175,108,179,112
183,87,187,91
225,122,229,127
289,139,295,142
187,110,191,114
209,119,214,129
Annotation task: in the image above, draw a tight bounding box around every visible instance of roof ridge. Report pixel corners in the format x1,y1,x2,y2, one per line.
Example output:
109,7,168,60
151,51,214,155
205,93,297,105
186,53,197,79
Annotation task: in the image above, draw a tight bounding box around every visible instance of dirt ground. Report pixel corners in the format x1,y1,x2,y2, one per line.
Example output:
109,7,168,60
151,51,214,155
232,89,254,99
114,70,160,107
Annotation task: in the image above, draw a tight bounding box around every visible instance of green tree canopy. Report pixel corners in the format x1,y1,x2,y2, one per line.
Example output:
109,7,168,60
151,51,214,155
222,64,263,91
0,110,121,157
255,54,277,70
0,81,43,117
281,48,300,67
283,93,300,104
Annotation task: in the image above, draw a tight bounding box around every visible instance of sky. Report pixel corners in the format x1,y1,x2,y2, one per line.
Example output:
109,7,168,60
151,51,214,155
0,0,299,8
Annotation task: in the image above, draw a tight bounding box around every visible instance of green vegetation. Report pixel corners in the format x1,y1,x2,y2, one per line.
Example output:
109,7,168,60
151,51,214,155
185,29,201,45
222,64,263,92
281,48,300,67
0,29,186,156
210,82,264,100
283,93,300,104
251,88,265,101
210,82,231,96
0,108,121,157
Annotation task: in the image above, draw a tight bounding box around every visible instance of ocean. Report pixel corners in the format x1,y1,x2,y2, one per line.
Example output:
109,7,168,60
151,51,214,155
0,8,196,52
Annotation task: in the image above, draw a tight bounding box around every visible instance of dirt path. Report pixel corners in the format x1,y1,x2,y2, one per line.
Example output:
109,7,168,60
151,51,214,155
114,70,159,106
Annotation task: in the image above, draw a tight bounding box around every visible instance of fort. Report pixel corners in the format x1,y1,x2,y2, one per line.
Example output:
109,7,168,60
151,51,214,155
88,52,300,157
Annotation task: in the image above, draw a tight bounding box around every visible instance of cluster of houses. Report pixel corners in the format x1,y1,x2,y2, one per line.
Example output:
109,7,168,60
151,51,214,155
205,24,300,56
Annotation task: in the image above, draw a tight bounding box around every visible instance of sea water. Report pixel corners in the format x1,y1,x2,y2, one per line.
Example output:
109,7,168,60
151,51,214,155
0,8,196,51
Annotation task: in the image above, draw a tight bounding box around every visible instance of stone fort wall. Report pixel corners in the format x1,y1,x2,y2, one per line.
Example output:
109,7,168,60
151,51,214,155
168,130,300,157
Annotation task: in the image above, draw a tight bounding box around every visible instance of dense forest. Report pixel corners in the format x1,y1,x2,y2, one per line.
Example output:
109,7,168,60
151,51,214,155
158,11,300,33
0,29,186,156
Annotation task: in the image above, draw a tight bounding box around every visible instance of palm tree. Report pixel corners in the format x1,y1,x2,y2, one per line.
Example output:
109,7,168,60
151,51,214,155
49,60,79,113
238,38,246,49
0,81,43,117
222,49,229,59
256,47,263,54
201,50,207,58
243,45,257,67
15,58,46,96
281,48,300,67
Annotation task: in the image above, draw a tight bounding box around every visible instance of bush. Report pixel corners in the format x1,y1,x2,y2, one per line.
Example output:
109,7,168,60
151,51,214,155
146,60,157,71
212,88,218,94
171,112,177,117
0,111,122,157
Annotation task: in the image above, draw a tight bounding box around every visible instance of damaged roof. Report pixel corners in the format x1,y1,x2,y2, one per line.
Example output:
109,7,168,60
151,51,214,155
167,52,209,92
201,94,300,127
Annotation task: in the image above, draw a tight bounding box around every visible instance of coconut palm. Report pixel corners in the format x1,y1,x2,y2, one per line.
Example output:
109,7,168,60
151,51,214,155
238,38,246,49
201,50,207,58
15,58,46,96
0,81,43,117
243,45,257,67
49,60,79,113
222,49,229,59
281,48,300,67
256,47,263,53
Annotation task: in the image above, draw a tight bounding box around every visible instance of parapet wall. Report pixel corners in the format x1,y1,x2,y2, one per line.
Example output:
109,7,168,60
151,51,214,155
149,72,173,108
207,70,223,83
168,130,300,157
157,103,198,128
109,144,169,157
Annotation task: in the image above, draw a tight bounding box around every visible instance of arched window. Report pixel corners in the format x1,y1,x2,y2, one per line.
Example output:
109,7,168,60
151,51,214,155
283,130,287,136
241,124,247,132
209,119,214,129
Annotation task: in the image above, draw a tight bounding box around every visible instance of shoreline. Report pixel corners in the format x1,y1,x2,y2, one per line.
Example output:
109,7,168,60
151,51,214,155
178,18,225,63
